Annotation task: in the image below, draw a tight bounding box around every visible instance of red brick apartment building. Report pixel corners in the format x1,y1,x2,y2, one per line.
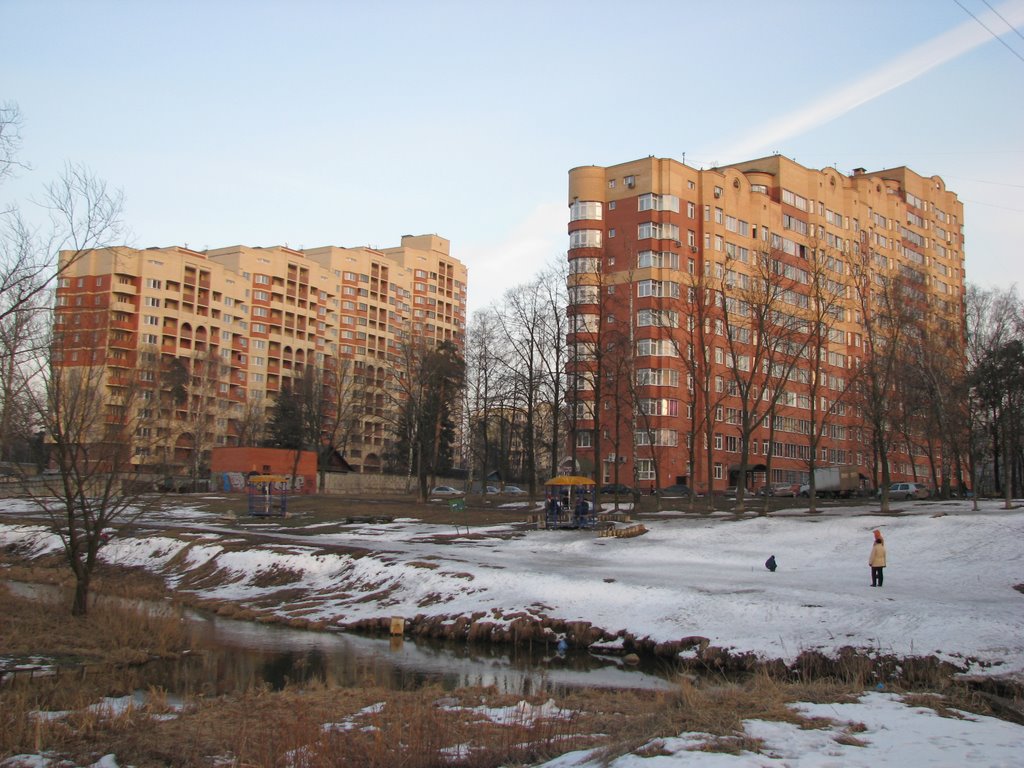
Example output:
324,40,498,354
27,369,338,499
567,155,965,494
53,235,466,476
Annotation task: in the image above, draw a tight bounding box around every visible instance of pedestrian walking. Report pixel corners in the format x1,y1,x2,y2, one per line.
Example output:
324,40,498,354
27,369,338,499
765,555,777,572
869,529,886,587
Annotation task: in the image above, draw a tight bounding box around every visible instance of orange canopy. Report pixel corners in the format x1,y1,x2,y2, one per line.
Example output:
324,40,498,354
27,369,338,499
544,475,596,486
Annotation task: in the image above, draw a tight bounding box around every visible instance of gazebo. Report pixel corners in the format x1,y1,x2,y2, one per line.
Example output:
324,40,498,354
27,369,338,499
543,475,597,529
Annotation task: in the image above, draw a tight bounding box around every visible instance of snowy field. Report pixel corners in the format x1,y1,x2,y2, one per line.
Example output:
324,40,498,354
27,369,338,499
2,496,1023,766
1,497,1022,677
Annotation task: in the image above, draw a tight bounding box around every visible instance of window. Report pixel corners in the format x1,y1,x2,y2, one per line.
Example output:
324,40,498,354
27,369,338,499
637,308,678,327
636,338,677,357
569,229,603,249
638,193,680,212
637,222,679,241
576,430,593,448
637,280,680,298
637,368,679,386
569,285,599,304
637,250,679,269
570,200,603,221
781,189,808,211
638,398,679,416
635,429,678,447
143,315,159,326
145,278,162,289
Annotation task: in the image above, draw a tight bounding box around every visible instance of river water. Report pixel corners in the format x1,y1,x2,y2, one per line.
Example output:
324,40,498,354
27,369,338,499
4,581,679,696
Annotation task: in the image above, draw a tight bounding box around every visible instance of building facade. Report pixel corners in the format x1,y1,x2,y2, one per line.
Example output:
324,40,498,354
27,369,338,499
567,155,965,494
53,234,467,476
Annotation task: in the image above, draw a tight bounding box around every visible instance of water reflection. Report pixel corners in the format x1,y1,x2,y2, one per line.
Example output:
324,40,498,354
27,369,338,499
5,580,679,696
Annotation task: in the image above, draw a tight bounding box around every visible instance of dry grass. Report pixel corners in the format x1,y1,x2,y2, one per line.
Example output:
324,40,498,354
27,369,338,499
3,653,1016,766
0,581,188,666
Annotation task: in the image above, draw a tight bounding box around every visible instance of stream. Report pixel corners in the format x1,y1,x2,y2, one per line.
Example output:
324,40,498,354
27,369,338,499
4,581,679,696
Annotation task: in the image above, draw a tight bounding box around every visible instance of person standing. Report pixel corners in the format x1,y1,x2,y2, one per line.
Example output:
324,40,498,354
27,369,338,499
869,529,887,587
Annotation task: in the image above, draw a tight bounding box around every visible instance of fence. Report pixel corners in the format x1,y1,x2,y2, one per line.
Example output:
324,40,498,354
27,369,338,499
320,472,464,496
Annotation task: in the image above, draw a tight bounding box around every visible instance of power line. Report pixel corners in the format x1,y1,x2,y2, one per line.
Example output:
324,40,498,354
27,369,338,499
953,0,1024,64
961,197,1024,212
945,176,1024,189
980,0,1024,43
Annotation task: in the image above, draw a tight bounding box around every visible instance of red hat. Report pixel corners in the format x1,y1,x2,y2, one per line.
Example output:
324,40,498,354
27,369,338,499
873,529,882,540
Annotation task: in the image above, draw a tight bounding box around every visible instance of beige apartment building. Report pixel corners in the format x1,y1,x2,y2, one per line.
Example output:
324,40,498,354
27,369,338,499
567,154,965,494
54,234,466,476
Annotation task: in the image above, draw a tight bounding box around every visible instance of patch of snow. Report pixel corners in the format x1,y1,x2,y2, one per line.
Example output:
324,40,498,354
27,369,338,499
536,692,1024,766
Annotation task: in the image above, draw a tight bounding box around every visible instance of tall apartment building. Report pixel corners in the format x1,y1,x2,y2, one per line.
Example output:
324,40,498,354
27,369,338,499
567,155,965,493
53,234,466,476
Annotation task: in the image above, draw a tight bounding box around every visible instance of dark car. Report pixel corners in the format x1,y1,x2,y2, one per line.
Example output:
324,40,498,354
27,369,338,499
660,483,693,498
600,483,634,495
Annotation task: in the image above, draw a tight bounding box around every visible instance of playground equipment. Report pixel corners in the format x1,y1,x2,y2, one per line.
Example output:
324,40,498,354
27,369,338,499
543,475,596,529
247,474,289,517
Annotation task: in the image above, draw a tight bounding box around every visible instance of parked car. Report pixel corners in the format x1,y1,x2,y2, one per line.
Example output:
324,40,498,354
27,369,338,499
763,482,800,497
431,485,462,496
885,482,930,500
502,485,526,495
660,483,693,498
600,483,634,495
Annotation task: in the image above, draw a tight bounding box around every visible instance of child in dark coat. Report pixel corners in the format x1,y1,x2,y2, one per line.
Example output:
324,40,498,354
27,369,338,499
765,555,777,572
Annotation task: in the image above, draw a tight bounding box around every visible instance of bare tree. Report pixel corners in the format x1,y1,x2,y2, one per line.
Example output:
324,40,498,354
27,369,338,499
0,101,28,190
535,256,570,485
0,285,45,463
566,265,607,485
964,285,1021,506
234,392,268,447
851,250,917,512
672,264,727,513
28,330,154,615
2,109,133,614
319,356,365,482
495,279,547,493
464,308,506,494
796,242,860,513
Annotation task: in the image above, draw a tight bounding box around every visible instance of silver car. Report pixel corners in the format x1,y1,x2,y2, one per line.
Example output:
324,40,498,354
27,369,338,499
886,482,929,500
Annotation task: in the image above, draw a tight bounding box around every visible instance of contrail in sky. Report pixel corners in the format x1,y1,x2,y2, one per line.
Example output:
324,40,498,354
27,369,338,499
705,0,1024,163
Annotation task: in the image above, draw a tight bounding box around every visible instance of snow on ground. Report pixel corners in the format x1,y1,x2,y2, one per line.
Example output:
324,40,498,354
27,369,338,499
3,497,1024,766
1,498,1022,681
538,692,1024,767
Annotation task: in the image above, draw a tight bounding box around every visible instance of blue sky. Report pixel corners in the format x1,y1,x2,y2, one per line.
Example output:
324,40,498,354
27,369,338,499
3,0,1023,313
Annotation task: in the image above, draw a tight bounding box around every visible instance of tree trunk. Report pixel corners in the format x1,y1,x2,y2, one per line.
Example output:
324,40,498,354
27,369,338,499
72,571,90,616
